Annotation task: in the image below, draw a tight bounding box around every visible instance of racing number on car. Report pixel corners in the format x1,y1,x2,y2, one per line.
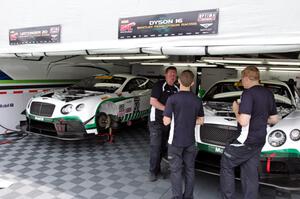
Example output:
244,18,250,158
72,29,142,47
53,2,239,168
133,97,140,112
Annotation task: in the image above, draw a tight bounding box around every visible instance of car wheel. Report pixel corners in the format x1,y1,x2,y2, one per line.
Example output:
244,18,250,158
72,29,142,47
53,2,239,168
97,112,111,130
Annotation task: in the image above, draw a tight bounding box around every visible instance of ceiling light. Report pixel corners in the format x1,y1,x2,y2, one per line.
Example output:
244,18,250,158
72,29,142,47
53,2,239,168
267,60,300,66
123,55,168,60
85,54,168,60
45,50,87,56
225,66,267,71
269,70,300,72
85,55,123,60
140,62,216,67
269,67,300,71
201,57,300,66
140,63,166,66
201,57,264,65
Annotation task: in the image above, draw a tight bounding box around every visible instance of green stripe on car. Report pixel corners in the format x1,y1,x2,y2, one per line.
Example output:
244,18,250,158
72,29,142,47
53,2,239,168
197,142,300,158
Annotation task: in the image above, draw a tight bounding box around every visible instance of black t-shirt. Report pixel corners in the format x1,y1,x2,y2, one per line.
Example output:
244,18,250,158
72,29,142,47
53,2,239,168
164,91,204,147
237,85,277,146
150,80,179,122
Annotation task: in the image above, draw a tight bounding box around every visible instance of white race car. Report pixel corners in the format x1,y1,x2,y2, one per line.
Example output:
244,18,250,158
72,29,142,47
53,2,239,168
196,79,300,189
25,74,153,139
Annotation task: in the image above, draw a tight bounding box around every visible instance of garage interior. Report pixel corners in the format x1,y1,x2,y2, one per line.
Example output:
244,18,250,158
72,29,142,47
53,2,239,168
1,1,300,198
0,52,300,199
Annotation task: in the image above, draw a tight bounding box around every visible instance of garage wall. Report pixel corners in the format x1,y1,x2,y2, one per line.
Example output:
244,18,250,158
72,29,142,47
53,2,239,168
0,0,300,54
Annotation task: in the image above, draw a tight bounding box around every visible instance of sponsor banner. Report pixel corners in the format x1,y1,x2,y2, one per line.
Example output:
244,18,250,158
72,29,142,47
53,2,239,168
119,9,219,39
9,25,61,45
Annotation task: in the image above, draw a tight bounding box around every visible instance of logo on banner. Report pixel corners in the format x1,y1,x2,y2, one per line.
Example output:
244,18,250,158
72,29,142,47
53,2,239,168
200,23,213,28
197,12,217,23
120,20,136,33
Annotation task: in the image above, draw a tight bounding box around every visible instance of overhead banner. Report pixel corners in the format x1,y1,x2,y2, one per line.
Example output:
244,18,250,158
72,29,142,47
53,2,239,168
9,25,61,45
119,9,219,39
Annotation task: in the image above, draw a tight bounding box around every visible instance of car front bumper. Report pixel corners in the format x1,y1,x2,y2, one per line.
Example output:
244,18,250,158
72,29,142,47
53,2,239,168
25,117,88,140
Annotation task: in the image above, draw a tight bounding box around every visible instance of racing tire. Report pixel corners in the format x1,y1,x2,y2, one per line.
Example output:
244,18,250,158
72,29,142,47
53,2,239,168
96,112,111,130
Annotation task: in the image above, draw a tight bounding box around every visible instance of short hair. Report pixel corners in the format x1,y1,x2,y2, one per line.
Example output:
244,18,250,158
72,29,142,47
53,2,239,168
241,66,260,81
179,70,194,87
165,66,177,74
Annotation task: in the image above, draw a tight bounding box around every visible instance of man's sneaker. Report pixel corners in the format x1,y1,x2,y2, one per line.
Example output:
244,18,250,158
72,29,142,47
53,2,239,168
148,173,158,182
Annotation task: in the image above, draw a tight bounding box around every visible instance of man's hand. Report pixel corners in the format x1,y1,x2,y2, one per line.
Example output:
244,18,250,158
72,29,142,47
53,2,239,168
268,114,279,125
163,116,171,126
196,117,204,125
150,97,165,111
232,100,239,116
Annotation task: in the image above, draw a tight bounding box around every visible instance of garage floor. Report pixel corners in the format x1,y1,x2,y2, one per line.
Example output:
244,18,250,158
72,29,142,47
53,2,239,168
0,124,299,199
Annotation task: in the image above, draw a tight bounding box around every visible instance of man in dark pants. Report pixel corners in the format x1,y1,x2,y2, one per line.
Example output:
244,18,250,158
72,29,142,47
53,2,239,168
220,66,279,199
163,70,204,199
148,66,178,182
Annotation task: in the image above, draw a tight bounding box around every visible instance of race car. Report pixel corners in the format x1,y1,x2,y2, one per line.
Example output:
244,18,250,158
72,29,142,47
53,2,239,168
196,79,300,189
25,74,153,139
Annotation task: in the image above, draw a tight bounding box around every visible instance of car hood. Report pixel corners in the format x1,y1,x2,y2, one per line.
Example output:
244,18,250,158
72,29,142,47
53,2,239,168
204,101,296,119
38,88,109,103
282,109,300,119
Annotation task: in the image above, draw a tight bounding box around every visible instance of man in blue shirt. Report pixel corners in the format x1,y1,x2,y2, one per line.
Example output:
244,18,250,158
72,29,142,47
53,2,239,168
148,66,179,182
220,66,279,199
163,70,204,199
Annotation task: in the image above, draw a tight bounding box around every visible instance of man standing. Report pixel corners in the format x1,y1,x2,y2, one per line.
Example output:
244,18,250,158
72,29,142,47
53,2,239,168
163,70,204,199
220,66,279,199
148,66,178,182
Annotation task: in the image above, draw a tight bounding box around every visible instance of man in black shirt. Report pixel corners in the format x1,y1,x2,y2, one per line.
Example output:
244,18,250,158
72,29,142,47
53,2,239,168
163,70,204,199
220,66,279,199
148,66,179,182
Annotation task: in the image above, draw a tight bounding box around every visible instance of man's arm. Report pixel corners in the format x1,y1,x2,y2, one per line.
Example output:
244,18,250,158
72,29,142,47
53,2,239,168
163,116,171,126
150,97,165,111
232,100,250,126
196,117,204,125
235,113,251,127
268,114,279,125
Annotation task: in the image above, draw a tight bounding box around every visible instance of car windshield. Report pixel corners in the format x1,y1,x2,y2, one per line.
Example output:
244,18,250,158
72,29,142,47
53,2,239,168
70,75,126,93
203,81,294,106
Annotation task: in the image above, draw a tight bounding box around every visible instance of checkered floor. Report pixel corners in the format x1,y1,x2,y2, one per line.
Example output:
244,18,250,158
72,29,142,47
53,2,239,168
0,124,299,199
0,125,172,199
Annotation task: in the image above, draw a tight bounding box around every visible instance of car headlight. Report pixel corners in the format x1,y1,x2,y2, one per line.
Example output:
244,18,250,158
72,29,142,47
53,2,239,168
76,104,85,111
61,104,73,114
268,130,286,147
290,129,300,141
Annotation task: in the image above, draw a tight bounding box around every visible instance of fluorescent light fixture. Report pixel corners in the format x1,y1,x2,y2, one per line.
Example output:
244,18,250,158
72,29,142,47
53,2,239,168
85,54,168,60
15,53,33,57
267,60,300,66
0,53,17,58
140,63,166,66
225,66,267,71
123,55,168,60
140,62,216,67
45,50,87,56
225,65,300,72
202,57,264,65
202,57,300,66
269,67,300,71
85,55,124,60
172,63,216,67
